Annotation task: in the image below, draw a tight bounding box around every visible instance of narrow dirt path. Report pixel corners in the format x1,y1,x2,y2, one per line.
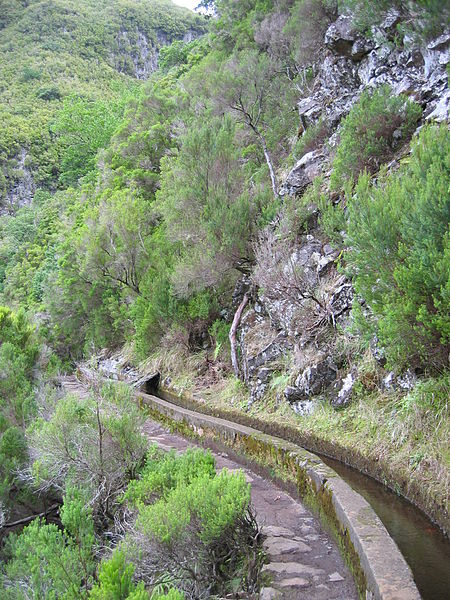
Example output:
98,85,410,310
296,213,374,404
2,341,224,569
143,419,357,600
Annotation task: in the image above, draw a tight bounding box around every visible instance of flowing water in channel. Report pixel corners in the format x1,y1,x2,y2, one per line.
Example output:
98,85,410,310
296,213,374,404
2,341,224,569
322,456,450,600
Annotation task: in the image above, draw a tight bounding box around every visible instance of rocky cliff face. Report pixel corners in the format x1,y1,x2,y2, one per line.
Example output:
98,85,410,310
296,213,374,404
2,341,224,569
1,148,35,215
236,13,449,410
114,27,198,80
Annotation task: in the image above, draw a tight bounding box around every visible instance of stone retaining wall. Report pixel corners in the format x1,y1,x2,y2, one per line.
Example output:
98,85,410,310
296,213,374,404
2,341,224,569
155,386,448,537
137,389,421,600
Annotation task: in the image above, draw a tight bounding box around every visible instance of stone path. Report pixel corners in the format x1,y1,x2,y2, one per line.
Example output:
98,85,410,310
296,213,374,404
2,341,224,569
143,419,357,600
62,376,357,599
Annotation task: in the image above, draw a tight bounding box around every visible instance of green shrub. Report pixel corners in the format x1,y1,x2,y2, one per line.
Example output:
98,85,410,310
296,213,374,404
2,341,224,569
53,94,133,186
30,384,148,517
0,307,38,510
339,1,447,41
150,591,184,600
330,85,421,190
284,0,337,68
3,487,95,599
346,124,449,370
124,446,215,505
90,550,147,600
291,118,329,163
157,115,255,298
124,448,259,598
20,66,41,82
36,86,61,101
137,470,250,545
209,319,231,360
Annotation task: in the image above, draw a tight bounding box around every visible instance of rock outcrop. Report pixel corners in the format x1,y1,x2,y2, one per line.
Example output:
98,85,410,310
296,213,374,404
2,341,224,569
235,14,449,411
114,28,200,80
281,17,450,198
1,148,35,215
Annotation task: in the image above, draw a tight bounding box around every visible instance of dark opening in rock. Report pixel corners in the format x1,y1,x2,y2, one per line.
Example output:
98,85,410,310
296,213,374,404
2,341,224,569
142,372,161,395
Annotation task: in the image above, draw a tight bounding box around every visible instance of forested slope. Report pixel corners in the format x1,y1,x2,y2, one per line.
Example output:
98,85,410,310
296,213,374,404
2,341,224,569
0,0,449,596
0,0,205,210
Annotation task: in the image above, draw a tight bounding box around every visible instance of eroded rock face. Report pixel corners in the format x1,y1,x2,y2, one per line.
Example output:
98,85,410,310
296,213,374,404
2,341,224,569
293,18,449,159
279,151,325,197
324,14,373,60
292,399,315,416
332,368,357,409
295,357,338,397
2,148,35,214
316,54,362,127
426,89,450,122
235,15,449,412
382,369,418,392
115,29,158,79
329,283,354,322
114,28,200,80
237,230,355,402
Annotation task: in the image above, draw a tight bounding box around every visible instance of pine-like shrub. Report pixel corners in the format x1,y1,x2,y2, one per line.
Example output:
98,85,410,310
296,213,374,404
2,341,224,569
90,550,149,600
3,488,95,599
346,123,449,371
124,446,216,505
331,85,421,189
124,448,261,598
137,470,251,545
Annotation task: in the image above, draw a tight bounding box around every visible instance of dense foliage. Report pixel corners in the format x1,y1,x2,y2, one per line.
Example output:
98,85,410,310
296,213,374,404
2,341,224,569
123,447,259,598
0,0,206,208
3,487,96,599
2,443,257,600
0,307,38,516
0,0,449,596
347,124,450,370
330,85,422,189
2,0,446,368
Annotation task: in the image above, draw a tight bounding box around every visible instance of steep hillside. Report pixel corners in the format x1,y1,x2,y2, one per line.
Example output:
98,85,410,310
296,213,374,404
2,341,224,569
0,0,206,211
0,0,449,598
0,0,449,569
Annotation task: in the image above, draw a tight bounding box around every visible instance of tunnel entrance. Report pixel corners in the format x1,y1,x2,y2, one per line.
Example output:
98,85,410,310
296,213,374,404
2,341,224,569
141,371,161,395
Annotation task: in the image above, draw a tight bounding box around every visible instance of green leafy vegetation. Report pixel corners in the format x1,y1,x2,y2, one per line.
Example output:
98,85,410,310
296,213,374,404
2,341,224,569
339,0,448,41
346,124,449,371
0,307,38,513
2,441,259,599
30,382,148,520
122,448,260,598
3,487,96,599
89,550,148,600
330,85,422,189
0,0,206,207
0,0,449,594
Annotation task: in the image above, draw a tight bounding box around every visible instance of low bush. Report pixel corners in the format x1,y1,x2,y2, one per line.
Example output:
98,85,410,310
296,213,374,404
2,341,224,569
0,307,38,511
346,123,449,371
339,1,447,41
291,118,329,163
30,382,148,522
124,446,215,506
2,487,95,599
90,550,148,600
124,448,261,599
330,85,421,189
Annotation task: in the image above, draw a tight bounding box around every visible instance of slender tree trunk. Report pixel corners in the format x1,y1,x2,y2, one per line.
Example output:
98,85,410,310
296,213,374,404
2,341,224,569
2,504,60,528
257,132,278,197
229,293,249,379
248,124,278,196
229,100,278,196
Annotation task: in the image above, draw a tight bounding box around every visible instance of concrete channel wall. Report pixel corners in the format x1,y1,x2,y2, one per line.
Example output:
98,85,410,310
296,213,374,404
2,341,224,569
136,389,421,600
